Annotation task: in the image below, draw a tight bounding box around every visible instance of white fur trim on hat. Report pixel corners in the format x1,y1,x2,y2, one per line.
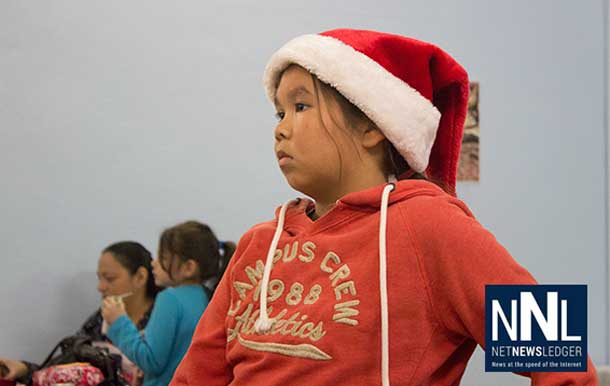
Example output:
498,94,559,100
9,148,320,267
263,34,441,173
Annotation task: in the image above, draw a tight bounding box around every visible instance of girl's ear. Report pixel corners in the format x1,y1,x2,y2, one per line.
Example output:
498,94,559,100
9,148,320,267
180,259,199,280
361,125,386,149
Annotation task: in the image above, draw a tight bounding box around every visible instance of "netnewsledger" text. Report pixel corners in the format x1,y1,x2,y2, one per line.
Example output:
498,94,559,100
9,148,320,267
491,346,582,357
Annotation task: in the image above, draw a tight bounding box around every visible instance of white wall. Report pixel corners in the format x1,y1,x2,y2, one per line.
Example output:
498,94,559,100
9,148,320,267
0,1,606,384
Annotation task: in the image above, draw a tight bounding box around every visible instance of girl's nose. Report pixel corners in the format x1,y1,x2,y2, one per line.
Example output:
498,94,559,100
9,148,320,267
274,117,292,141
152,258,162,272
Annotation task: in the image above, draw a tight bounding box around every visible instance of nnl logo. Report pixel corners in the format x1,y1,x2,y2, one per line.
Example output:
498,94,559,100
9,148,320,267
485,285,587,373
491,291,581,342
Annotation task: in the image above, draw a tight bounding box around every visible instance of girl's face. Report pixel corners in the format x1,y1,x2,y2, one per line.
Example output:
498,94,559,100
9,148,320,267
274,65,361,202
152,254,174,287
96,252,139,298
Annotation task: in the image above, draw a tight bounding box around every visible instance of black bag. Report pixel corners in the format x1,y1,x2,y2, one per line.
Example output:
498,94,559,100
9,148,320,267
39,335,127,386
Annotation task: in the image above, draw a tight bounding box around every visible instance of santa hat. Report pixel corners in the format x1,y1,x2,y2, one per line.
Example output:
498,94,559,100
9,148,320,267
263,28,469,196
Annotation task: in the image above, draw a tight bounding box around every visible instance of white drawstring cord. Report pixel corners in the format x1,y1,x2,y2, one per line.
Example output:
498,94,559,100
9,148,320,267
254,200,291,334
379,182,395,386
255,183,395,385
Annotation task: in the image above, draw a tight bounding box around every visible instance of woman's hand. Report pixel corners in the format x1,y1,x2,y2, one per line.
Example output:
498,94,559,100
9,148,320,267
0,358,28,380
101,296,127,325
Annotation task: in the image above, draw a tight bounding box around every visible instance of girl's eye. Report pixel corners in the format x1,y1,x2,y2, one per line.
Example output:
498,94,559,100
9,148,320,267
295,103,307,112
275,111,285,121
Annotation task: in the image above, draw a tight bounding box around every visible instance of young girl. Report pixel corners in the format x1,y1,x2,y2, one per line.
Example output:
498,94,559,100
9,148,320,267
102,221,234,386
0,241,158,386
169,29,598,385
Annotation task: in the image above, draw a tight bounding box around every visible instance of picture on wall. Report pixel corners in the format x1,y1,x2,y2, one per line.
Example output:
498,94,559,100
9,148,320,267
457,82,480,181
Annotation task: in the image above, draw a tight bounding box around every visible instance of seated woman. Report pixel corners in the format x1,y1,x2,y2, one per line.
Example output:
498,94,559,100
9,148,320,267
0,241,159,386
102,221,235,386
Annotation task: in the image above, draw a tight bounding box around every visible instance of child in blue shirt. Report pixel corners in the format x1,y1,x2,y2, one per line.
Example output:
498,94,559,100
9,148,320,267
102,221,234,386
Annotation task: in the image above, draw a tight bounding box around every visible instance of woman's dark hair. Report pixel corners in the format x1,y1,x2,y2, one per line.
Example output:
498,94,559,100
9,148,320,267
159,221,235,291
103,241,159,299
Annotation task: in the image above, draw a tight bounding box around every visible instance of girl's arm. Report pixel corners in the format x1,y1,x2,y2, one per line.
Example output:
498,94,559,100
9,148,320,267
402,195,598,386
170,231,254,386
106,289,181,376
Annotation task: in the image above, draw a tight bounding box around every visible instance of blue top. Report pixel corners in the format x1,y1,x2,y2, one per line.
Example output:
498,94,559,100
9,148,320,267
107,285,208,386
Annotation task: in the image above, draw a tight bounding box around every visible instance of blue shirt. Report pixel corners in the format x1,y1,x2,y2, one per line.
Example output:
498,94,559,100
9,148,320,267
107,285,208,386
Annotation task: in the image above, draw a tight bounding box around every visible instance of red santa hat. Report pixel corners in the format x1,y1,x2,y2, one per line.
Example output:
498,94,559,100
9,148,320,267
263,28,469,196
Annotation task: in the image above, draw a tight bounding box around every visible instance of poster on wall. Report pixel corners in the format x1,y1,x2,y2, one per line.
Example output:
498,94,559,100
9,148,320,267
457,82,480,181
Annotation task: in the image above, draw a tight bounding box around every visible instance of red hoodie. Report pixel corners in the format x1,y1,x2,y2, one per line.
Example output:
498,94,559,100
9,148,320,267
170,180,597,385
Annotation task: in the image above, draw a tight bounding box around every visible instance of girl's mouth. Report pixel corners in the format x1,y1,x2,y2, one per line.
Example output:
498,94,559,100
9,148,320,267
277,151,293,166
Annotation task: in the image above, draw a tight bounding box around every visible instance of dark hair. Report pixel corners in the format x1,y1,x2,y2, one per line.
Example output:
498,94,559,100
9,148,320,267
103,241,159,299
159,221,235,291
307,68,429,182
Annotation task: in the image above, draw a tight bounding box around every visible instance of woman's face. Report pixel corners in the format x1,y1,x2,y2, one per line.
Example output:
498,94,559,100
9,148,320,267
96,252,139,298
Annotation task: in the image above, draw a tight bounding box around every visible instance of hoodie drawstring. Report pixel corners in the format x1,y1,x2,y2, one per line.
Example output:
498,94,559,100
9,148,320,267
379,182,395,386
255,200,291,334
255,183,395,386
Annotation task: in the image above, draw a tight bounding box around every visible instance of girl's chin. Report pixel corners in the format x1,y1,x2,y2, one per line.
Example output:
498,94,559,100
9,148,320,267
284,175,308,193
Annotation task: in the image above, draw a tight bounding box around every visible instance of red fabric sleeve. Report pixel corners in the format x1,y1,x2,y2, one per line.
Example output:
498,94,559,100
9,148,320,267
402,195,598,385
169,231,255,386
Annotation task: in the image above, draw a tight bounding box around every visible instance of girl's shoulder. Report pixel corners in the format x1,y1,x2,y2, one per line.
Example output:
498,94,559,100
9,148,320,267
158,285,199,299
394,188,475,220
158,285,208,307
156,286,208,321
392,190,485,245
154,287,181,303
229,218,279,258
247,217,283,235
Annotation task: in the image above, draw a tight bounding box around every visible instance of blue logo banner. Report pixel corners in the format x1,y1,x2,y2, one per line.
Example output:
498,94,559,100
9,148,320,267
485,285,587,372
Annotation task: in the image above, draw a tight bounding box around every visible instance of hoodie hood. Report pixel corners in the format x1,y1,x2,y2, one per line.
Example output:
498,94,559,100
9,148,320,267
272,180,447,236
